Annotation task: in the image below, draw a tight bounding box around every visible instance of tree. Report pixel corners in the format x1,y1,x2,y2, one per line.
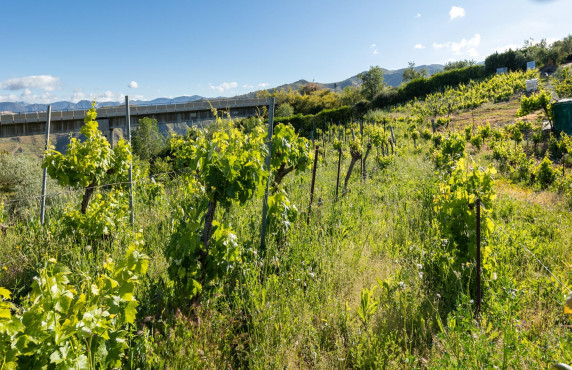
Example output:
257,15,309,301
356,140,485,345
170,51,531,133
300,82,322,95
484,49,526,74
358,66,386,101
340,86,363,106
43,103,131,214
132,117,164,161
443,59,476,71
275,103,294,117
402,62,428,83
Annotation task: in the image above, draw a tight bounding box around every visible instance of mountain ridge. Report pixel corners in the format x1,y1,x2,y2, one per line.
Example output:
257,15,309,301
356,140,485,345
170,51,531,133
0,64,444,113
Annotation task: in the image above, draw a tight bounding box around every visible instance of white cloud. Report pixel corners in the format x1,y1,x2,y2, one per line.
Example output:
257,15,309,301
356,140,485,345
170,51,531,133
70,90,86,102
546,37,559,46
449,6,465,20
209,81,238,93
243,84,254,89
0,88,146,105
0,75,59,91
416,13,421,18
0,91,54,104
257,83,269,88
0,93,21,102
414,44,425,49
93,91,124,103
69,90,126,103
369,44,379,55
128,81,139,89
433,34,481,57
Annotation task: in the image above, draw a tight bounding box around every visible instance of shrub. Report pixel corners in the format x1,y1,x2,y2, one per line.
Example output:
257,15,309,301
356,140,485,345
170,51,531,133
421,129,432,140
433,133,466,170
536,156,556,189
470,134,483,150
478,122,491,139
464,126,472,141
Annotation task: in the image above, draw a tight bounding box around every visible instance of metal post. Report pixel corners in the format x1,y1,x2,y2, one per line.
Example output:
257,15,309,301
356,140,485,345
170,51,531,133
335,148,342,201
306,145,320,224
322,131,326,162
312,120,316,148
476,198,482,317
390,126,396,144
360,120,364,182
40,105,51,224
260,98,275,251
125,96,134,226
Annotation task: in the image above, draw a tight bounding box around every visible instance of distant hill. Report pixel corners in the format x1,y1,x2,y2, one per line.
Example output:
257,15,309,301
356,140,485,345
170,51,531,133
0,64,446,113
237,64,444,98
0,95,205,114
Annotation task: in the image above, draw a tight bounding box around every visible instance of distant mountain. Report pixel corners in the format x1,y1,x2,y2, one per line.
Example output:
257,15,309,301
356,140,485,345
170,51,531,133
383,64,444,86
0,95,205,114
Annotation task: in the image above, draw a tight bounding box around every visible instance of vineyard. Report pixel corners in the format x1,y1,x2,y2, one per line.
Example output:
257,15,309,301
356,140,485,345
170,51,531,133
1,67,572,368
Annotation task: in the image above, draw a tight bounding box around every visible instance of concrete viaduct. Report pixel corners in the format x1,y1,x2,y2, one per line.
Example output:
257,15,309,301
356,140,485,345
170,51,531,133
0,97,274,141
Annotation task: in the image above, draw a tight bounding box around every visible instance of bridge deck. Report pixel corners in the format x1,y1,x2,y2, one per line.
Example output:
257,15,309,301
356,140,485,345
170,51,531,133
0,98,272,125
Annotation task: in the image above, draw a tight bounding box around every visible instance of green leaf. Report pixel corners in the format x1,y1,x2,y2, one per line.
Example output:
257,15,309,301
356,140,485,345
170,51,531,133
124,300,139,324
0,287,11,299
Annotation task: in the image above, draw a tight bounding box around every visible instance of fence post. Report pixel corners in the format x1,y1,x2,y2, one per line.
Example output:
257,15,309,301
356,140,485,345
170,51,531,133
476,198,482,318
125,96,134,226
306,145,320,224
260,98,276,251
40,105,51,224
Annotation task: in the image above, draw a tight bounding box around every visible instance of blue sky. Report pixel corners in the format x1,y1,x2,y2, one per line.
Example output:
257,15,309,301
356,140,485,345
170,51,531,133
1,0,570,104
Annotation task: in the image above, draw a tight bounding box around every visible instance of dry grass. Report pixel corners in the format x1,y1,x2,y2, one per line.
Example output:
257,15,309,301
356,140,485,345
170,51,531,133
496,178,564,209
0,133,71,156
447,97,543,131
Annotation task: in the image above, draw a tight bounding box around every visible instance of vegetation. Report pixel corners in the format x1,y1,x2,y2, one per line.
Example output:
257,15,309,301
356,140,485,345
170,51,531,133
358,66,386,101
2,34,572,368
42,103,131,214
132,117,164,161
401,62,428,83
